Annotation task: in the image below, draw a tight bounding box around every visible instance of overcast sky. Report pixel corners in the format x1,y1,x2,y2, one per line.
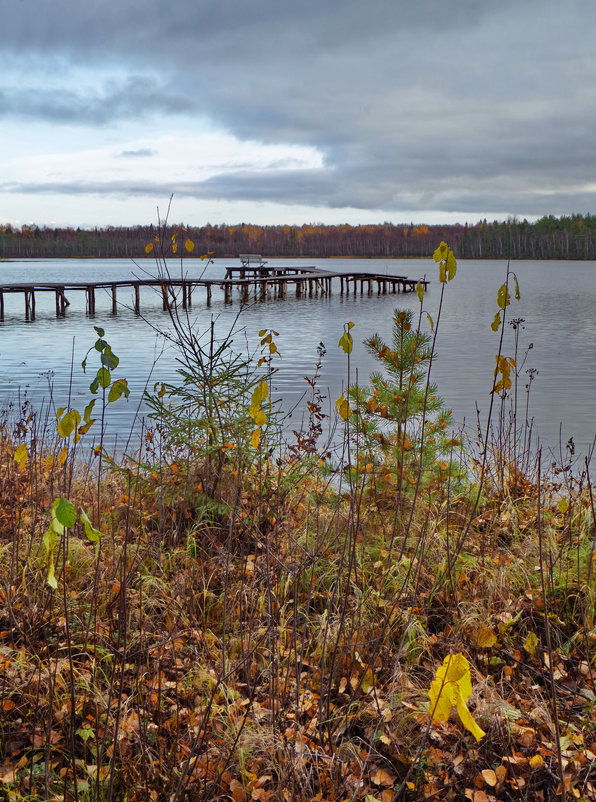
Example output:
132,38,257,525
1,0,595,228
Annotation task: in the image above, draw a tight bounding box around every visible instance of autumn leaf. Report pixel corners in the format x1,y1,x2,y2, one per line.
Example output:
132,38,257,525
14,443,27,471
524,632,538,659
145,242,154,254
474,626,498,649
481,769,497,787
336,394,351,421
428,653,485,741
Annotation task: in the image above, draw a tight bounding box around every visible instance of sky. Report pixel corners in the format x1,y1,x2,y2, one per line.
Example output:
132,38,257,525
1,0,595,229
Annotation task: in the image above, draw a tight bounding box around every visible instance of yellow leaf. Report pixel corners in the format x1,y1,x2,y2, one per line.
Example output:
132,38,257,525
59,446,68,465
145,242,154,254
529,754,544,770
14,443,27,471
416,281,424,304
336,394,351,421
251,429,261,449
185,238,195,252
491,312,501,332
474,626,498,649
523,632,538,659
558,497,569,514
361,668,375,694
250,407,266,427
428,653,485,741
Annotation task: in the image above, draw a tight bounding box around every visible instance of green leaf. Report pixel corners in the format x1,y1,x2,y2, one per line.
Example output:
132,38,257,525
83,398,96,424
57,409,81,439
497,283,511,310
558,497,569,514
491,312,501,332
81,509,102,554
54,497,77,529
94,326,105,337
96,368,111,389
100,345,119,370
426,312,434,332
94,339,108,352
47,557,58,590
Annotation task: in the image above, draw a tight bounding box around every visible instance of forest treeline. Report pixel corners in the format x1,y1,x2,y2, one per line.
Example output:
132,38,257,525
2,213,596,259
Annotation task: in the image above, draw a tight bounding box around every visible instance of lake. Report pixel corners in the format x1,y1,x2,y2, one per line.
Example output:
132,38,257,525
0,256,594,465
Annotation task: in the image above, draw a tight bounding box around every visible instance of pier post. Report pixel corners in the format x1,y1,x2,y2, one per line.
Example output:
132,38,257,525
86,286,96,314
111,284,117,314
55,290,61,317
296,280,301,297
188,284,192,308
161,285,168,311
224,282,232,304
259,280,268,301
206,285,212,307
0,291,3,322
182,283,187,309
340,277,344,295
134,284,140,313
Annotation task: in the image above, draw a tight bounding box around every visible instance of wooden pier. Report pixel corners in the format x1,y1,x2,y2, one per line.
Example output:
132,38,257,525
0,266,429,321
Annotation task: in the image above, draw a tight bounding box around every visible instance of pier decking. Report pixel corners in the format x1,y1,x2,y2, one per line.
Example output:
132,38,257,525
0,266,429,321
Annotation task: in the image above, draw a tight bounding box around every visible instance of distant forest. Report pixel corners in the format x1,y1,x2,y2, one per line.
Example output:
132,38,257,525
2,214,596,260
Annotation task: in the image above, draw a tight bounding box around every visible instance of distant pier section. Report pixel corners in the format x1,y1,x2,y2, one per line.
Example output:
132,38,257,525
0,258,429,321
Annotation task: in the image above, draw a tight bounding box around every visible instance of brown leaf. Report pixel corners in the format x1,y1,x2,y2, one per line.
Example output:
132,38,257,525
229,778,246,802
481,769,497,787
371,768,397,786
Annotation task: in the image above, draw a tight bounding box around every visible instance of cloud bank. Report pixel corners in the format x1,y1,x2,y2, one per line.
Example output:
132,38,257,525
0,0,594,224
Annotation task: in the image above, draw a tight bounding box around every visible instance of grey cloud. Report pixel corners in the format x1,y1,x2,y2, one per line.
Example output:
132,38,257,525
1,0,595,218
0,76,192,124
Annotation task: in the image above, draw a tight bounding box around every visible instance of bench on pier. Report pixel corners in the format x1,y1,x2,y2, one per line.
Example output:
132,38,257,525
239,254,267,267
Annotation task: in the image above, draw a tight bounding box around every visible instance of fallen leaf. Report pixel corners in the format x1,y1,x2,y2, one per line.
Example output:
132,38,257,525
481,769,497,787
474,627,498,649
371,768,396,786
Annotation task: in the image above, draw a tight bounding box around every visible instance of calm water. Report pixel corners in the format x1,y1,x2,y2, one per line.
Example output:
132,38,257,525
0,257,594,462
